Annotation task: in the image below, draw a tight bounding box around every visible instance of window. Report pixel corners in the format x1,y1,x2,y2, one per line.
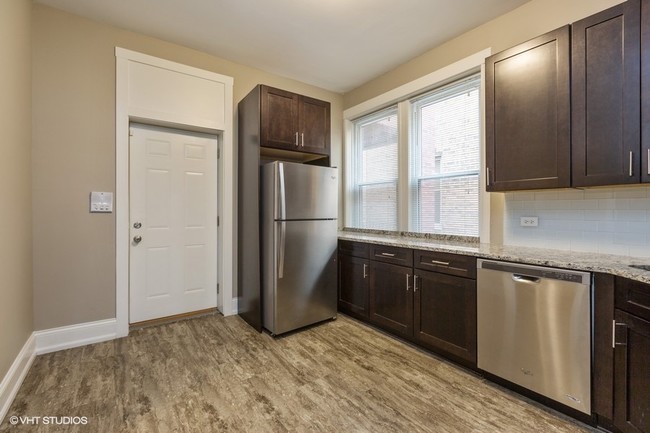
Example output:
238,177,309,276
348,73,481,238
351,108,399,230
411,75,481,236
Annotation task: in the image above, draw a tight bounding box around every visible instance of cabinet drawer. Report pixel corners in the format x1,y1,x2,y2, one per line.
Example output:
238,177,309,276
414,250,476,279
370,244,413,267
616,277,650,322
338,240,369,258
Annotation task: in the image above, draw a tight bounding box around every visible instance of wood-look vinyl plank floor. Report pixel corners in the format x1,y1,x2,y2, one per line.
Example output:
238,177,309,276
0,314,598,432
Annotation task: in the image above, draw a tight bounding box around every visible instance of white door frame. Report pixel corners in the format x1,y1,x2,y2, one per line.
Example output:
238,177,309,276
115,48,236,338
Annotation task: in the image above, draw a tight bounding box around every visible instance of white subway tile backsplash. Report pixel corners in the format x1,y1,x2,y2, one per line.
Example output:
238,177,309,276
614,210,647,222
504,185,650,258
571,199,600,210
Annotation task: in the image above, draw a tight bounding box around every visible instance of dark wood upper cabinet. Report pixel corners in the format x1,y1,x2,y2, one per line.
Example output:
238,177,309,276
298,95,331,155
260,86,299,151
485,26,570,191
642,0,650,183
260,85,330,157
572,0,641,187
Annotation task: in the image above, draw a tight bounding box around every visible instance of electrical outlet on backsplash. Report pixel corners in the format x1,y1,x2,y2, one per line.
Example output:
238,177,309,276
503,185,650,258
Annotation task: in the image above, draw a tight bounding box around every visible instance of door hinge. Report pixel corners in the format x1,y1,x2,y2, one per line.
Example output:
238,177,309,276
217,283,220,294
217,216,220,227
217,147,221,159
129,128,133,137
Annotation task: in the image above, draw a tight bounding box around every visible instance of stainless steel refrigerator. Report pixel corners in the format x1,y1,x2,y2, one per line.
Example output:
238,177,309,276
261,161,338,335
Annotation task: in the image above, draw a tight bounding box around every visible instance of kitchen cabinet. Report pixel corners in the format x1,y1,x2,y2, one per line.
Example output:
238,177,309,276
237,85,332,331
485,26,570,191
413,250,477,363
593,274,615,423
260,85,330,157
369,261,414,338
605,276,650,433
338,240,370,319
572,0,641,187
642,0,650,183
337,240,477,366
368,245,414,338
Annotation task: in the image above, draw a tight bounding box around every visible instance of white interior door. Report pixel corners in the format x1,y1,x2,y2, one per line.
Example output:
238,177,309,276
129,123,218,323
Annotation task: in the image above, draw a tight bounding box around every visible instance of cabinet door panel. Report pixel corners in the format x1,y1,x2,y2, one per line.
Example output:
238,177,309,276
299,96,330,156
614,310,650,433
369,262,413,337
261,86,299,150
572,0,641,186
338,255,369,318
485,26,570,191
414,270,476,363
644,0,650,183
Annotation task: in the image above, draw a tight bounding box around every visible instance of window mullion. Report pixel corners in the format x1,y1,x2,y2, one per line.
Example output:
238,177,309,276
397,100,410,232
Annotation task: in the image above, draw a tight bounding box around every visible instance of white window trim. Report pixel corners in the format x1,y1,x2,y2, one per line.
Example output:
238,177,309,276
343,49,492,242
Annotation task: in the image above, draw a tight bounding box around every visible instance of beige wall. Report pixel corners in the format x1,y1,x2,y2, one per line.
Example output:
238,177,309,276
0,0,33,378
343,0,624,243
344,0,624,108
32,5,344,330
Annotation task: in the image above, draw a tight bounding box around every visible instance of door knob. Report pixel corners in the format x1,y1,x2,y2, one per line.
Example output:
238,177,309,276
133,235,142,244
133,222,142,229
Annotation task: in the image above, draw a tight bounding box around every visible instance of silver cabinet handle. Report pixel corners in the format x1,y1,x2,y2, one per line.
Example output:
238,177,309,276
363,263,367,279
486,167,491,187
381,252,396,257
414,275,419,292
613,321,628,348
430,260,450,266
405,273,410,291
295,132,299,147
647,149,650,175
629,151,634,176
301,132,304,147
133,235,142,244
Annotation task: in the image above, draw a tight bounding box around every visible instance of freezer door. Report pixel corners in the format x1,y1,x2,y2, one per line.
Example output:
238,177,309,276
264,219,337,335
273,161,338,220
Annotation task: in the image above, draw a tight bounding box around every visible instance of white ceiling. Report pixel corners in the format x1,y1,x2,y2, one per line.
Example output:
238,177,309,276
35,0,530,93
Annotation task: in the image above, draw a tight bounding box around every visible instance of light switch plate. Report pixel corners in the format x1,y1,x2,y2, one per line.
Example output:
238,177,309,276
90,192,113,213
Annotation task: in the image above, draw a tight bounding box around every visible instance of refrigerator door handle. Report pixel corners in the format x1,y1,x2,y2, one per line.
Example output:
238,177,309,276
278,162,286,220
278,221,286,279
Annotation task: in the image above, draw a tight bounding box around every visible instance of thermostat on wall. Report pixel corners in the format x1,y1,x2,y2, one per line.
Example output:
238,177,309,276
89,192,113,213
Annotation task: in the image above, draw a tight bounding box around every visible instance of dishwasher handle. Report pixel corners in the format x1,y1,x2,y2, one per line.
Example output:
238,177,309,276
512,274,541,284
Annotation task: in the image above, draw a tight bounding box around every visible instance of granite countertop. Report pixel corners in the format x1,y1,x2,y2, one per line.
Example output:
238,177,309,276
338,229,650,285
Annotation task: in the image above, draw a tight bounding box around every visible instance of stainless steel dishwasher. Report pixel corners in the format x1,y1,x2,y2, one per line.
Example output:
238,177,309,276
477,259,591,414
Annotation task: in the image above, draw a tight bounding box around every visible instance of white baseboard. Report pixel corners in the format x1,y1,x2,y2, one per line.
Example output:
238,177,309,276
0,334,36,424
34,318,119,355
230,297,238,315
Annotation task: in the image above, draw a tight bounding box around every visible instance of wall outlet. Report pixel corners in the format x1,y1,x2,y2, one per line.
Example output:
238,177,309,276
520,216,539,227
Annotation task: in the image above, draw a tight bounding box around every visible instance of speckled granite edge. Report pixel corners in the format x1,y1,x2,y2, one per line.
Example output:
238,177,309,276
338,230,650,285
341,227,479,244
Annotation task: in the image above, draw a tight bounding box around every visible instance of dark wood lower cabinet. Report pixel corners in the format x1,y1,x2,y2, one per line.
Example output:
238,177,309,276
338,254,369,319
614,309,650,433
414,270,476,363
369,261,413,338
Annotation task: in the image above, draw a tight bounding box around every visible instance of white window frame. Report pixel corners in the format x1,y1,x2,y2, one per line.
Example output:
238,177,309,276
343,49,492,242
350,106,400,229
409,74,482,235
